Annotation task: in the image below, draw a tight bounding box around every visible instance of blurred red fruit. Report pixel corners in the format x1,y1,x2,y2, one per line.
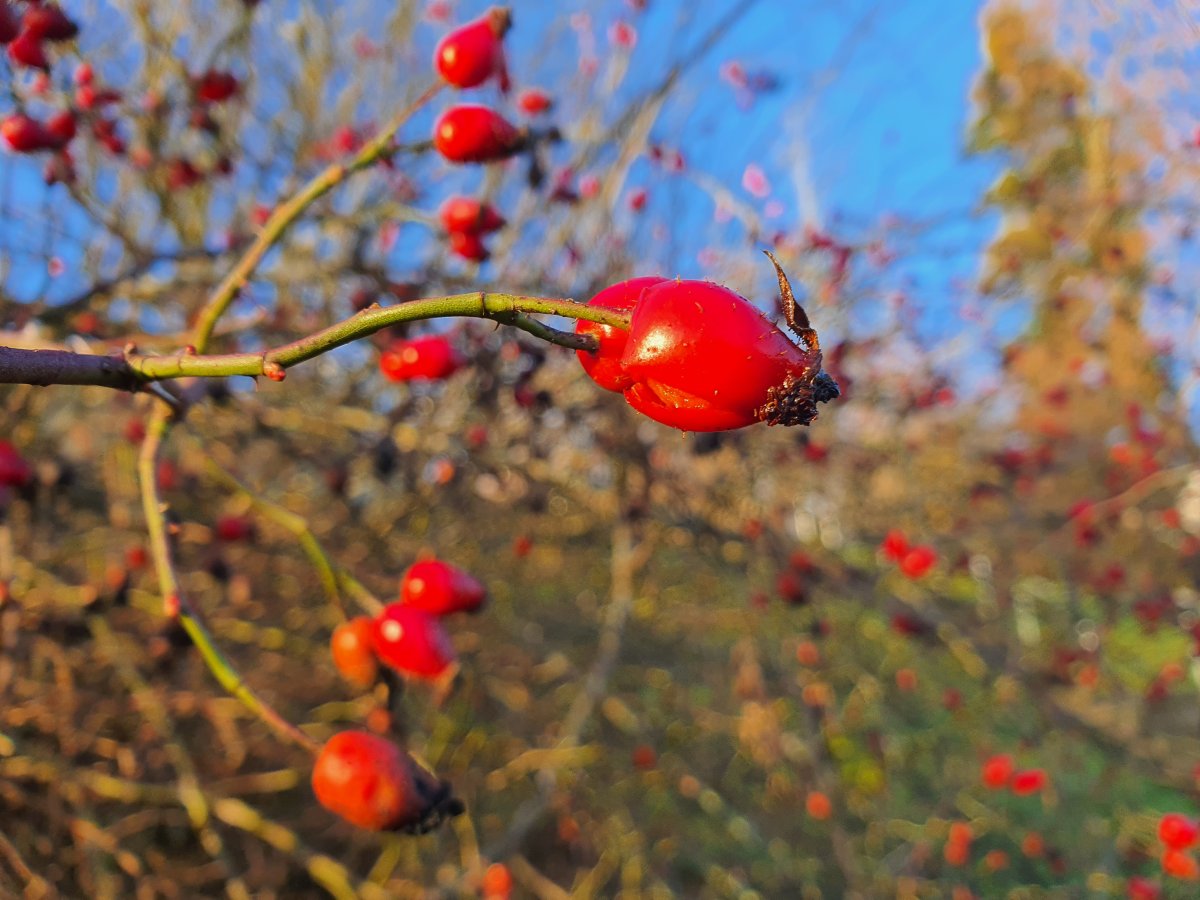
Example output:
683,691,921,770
371,604,456,678
1159,813,1200,850
215,515,254,543
433,7,510,89
805,790,832,820
1162,849,1200,880
433,105,523,163
0,441,32,488
439,196,506,235
1011,768,1048,795
481,862,514,900
311,731,425,830
2,113,52,152
379,335,463,382
448,229,489,262
7,30,49,70
331,617,380,688
899,545,936,579
981,753,1014,789
22,4,78,41
880,529,909,561
194,69,240,103
400,559,487,616
517,88,554,116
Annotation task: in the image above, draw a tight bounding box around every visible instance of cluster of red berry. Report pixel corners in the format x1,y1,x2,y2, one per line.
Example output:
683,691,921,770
980,753,1049,796
880,529,938,579
2,2,244,184
314,559,485,831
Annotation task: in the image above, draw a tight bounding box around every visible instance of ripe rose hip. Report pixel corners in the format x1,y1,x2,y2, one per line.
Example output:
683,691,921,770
880,529,909,561
433,7,511,90
194,69,240,104
439,196,506,235
379,335,463,382
7,30,49,70
371,603,456,678
0,441,32,488
1010,768,1048,795
22,4,78,42
44,110,76,147
981,753,1014,789
481,862,514,899
575,277,665,393
433,105,523,163
331,617,380,688
448,229,489,262
400,559,487,616
1162,849,1200,880
0,3,17,44
585,254,839,432
2,113,53,153
517,88,554,116
1159,813,1200,851
898,545,937,579
311,731,426,830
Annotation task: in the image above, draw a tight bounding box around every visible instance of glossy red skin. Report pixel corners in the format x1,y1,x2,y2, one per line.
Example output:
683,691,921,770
434,14,506,89
401,559,487,616
379,335,463,382
2,114,53,152
7,30,49,71
439,196,506,235
0,441,31,488
311,731,420,830
331,617,379,687
23,5,78,42
433,105,521,163
618,279,822,432
574,277,666,393
371,603,456,677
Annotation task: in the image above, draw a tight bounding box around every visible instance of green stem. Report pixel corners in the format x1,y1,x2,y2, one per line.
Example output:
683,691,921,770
130,293,623,383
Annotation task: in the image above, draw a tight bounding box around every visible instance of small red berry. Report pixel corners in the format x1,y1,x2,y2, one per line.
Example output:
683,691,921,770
371,604,457,678
517,88,554,116
7,30,48,70
400,559,487,616
311,731,425,830
880,529,909,561
898,545,937,579
2,113,53,153
1127,876,1162,900
448,229,489,262
214,515,254,543
981,753,1014,789
0,441,32,488
433,7,511,89
43,110,76,148
1159,813,1200,851
439,196,506,235
481,862,514,899
22,4,78,42
805,790,832,820
379,335,463,382
1011,768,1048,796
331,617,380,688
433,105,523,163
1162,849,1200,880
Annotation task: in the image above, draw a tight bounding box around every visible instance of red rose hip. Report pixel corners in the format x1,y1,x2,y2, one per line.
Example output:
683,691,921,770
331,617,380,688
433,7,511,89
400,559,487,616
433,105,523,163
371,604,456,678
311,731,422,830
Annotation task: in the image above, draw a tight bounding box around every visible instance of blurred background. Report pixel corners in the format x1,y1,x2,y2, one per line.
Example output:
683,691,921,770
2,0,1200,897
